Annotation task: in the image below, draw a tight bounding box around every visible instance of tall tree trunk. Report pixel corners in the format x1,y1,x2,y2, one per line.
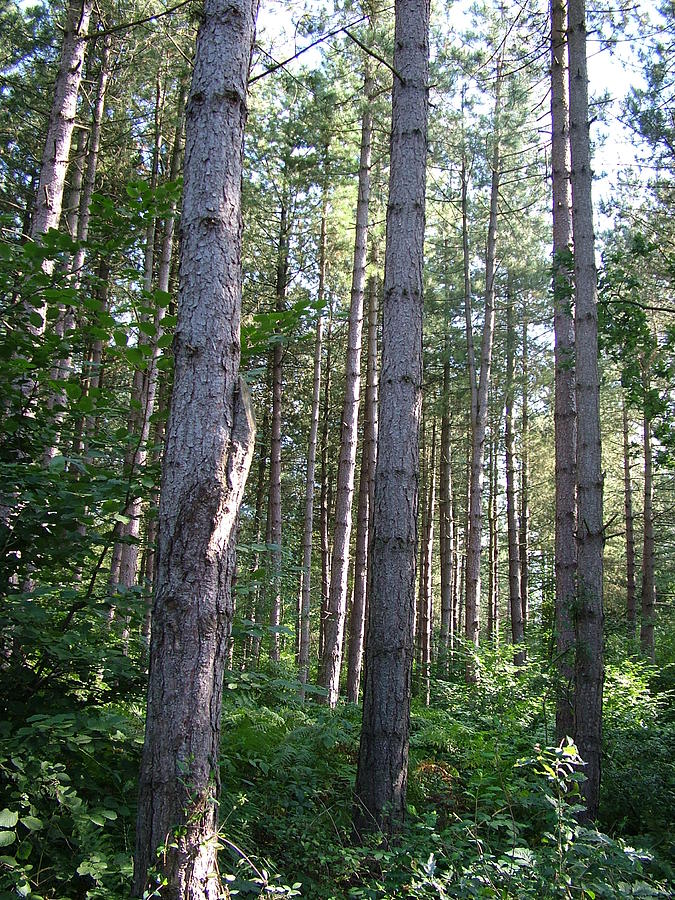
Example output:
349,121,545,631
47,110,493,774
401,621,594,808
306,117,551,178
419,419,436,706
552,0,577,745
31,0,94,272
415,416,428,673
622,398,637,635
490,422,499,643
45,36,112,464
465,64,502,659
268,198,288,662
141,373,167,645
439,334,453,671
318,305,333,660
298,198,328,696
347,268,379,703
320,67,372,706
568,0,604,820
69,35,112,285
452,486,461,649
487,415,497,642
506,285,526,665
519,312,530,628
64,126,87,242
640,381,655,659
133,1,258,895
247,367,270,667
354,0,429,836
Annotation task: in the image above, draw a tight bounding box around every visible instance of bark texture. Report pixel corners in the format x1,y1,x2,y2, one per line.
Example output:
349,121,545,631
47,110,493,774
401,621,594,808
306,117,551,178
133,2,258,895
551,0,577,744
568,0,604,820
354,0,429,835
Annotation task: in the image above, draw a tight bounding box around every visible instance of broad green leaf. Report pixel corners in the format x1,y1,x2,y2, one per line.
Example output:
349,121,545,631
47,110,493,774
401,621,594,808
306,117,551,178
138,320,157,338
64,382,82,400
0,831,15,847
0,809,18,828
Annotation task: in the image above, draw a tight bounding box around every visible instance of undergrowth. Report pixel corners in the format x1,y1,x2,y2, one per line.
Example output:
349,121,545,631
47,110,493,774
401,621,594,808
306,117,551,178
0,639,673,898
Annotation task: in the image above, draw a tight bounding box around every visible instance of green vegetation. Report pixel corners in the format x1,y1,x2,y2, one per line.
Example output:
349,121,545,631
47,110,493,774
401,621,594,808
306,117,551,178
1,617,673,897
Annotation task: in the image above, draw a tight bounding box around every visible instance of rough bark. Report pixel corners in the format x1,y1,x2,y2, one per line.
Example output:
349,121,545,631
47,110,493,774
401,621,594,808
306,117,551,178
320,69,372,706
354,0,429,836
568,0,604,820
132,2,258,895
298,199,327,696
640,394,655,659
465,65,502,657
346,269,379,703
506,287,526,665
551,0,577,745
622,398,637,635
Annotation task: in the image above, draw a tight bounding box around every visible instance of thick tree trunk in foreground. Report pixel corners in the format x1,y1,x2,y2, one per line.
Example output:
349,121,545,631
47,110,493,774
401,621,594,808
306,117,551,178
347,270,379,703
354,0,429,836
551,0,577,745
622,398,637,635
320,69,372,705
465,66,502,659
568,0,604,820
133,2,258,895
